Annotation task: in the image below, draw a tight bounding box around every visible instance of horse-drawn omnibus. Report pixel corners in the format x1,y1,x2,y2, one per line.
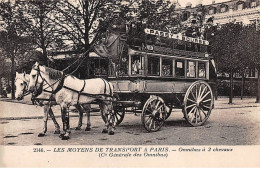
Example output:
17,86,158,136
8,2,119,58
91,25,217,132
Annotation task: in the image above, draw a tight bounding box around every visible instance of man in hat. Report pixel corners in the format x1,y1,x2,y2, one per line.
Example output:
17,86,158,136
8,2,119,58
107,9,127,34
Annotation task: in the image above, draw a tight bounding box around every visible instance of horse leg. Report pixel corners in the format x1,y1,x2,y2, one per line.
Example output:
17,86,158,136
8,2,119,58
48,106,60,134
82,104,91,131
107,102,116,135
75,105,83,130
99,102,109,134
60,106,70,140
38,105,49,137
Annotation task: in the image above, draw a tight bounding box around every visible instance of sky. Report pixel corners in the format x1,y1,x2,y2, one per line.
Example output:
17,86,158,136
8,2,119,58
176,0,231,7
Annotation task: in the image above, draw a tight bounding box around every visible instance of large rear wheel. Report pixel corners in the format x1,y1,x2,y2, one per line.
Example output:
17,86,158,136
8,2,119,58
183,81,214,126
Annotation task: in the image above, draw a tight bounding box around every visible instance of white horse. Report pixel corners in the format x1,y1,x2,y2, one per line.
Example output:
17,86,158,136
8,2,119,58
28,62,115,140
15,72,91,137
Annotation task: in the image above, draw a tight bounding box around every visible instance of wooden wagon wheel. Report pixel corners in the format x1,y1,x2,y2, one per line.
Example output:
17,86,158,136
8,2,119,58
141,96,167,132
101,106,125,126
183,81,214,126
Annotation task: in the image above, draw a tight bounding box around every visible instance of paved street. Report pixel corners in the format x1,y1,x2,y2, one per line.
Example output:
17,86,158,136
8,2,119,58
1,97,260,145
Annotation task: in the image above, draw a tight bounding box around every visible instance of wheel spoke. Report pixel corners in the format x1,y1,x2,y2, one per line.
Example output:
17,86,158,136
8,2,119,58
115,114,119,122
186,103,196,109
149,118,153,129
187,98,196,103
199,107,208,117
146,108,153,114
144,114,152,117
200,91,211,101
201,104,211,110
155,100,161,110
195,84,198,99
145,116,152,125
202,98,212,103
187,105,196,116
198,84,202,100
156,104,164,111
191,90,196,100
200,85,208,99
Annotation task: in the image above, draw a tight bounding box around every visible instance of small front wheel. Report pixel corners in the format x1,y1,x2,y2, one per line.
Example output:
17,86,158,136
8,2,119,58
141,96,167,132
101,106,125,126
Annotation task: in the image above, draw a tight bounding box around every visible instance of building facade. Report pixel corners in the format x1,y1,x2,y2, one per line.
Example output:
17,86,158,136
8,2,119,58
175,0,260,24
174,0,260,96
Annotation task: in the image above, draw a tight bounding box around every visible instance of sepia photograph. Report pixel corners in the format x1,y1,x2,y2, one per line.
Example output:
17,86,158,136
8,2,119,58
0,0,260,168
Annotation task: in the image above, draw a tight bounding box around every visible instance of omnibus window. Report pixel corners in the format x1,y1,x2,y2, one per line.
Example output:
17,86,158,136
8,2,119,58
187,61,196,78
94,59,108,75
131,55,144,75
162,59,173,76
175,60,185,77
148,56,160,76
120,56,128,76
198,62,206,78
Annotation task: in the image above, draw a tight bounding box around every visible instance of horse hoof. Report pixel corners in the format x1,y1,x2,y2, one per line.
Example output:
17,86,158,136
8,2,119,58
75,127,81,130
54,130,60,134
85,127,91,131
59,134,65,138
102,129,108,133
108,131,114,135
38,133,45,137
61,136,70,140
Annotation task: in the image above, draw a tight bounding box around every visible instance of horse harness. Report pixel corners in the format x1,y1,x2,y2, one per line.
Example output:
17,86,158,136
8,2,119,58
32,65,113,105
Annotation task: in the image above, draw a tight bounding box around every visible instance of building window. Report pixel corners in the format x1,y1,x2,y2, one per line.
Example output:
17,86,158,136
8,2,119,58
220,5,228,13
187,61,196,78
208,7,216,15
183,11,190,21
198,62,206,78
237,3,244,10
148,56,160,76
162,59,173,76
251,1,257,8
93,59,108,76
175,60,185,77
131,55,144,75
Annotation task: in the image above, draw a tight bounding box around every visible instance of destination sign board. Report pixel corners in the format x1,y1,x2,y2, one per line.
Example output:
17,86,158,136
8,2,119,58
144,28,209,46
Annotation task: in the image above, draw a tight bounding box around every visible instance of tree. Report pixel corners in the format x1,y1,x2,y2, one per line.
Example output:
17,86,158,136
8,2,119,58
244,24,260,103
211,22,245,104
19,0,63,66
0,1,34,99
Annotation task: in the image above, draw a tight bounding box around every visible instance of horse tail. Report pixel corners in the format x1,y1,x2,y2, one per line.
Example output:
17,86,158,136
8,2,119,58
100,78,113,97
108,82,113,97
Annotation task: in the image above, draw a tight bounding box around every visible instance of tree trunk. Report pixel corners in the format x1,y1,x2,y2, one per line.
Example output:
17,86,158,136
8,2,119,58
215,80,218,100
229,71,233,104
11,53,15,99
256,67,260,103
0,77,2,96
241,71,244,100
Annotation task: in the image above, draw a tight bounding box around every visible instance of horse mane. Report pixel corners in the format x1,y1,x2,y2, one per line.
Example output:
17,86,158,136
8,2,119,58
44,67,64,80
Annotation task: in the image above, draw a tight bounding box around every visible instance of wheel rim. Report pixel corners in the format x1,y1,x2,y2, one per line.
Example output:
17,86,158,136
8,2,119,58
142,96,166,132
113,106,125,125
183,81,214,126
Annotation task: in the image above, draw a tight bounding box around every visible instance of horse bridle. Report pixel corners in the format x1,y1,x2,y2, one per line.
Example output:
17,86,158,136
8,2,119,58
31,65,64,98
15,77,31,98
